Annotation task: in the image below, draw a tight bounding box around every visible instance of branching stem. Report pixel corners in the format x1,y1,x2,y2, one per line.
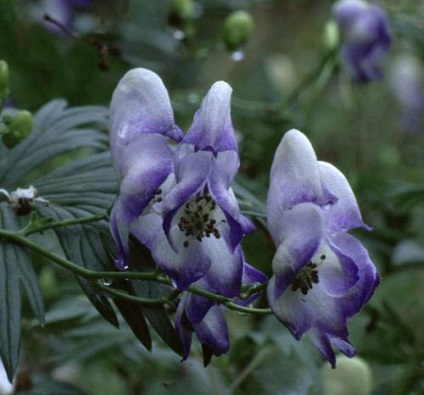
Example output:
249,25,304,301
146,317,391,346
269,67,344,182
0,222,271,315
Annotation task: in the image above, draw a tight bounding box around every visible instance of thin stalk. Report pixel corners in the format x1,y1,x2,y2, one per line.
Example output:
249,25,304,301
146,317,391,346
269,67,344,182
0,228,271,315
23,213,109,236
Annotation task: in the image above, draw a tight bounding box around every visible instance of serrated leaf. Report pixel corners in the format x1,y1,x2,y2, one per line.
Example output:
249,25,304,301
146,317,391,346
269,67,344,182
0,100,109,188
0,203,45,382
112,280,152,351
130,280,182,356
30,150,119,327
128,242,183,356
4,101,118,330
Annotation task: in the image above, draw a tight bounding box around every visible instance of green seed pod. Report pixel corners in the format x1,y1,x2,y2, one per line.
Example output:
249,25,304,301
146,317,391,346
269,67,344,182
168,0,194,31
0,60,9,97
223,11,254,51
321,356,373,395
170,0,194,21
2,110,33,149
323,21,340,50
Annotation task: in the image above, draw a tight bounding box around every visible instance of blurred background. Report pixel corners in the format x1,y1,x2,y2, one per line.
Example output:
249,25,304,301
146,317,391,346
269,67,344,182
1,0,424,394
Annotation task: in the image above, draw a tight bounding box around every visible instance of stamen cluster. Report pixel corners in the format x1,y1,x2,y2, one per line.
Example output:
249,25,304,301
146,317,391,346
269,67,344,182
291,256,324,295
178,195,221,247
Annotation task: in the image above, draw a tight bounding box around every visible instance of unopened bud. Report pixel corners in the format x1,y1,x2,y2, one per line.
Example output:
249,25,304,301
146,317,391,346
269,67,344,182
2,110,33,148
323,21,339,50
170,0,194,21
168,0,194,31
0,60,9,97
223,11,254,51
321,356,373,395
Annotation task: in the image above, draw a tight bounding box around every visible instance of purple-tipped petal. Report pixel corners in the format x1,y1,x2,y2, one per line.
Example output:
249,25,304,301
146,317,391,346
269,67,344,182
195,241,244,298
175,294,194,360
109,135,174,269
308,329,337,368
332,0,369,31
183,81,237,153
110,68,182,162
270,202,325,274
209,151,255,249
268,276,314,338
194,306,229,357
332,233,379,316
130,212,163,250
175,295,229,361
162,150,213,243
185,294,214,325
150,231,212,290
317,241,359,297
308,329,355,368
267,130,335,240
319,161,370,233
110,200,130,269
242,262,268,285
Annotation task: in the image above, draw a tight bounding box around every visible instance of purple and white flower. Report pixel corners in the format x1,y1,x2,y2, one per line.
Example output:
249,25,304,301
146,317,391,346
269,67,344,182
130,80,255,293
266,129,379,366
110,68,264,360
109,68,183,269
110,68,254,292
175,261,267,364
332,0,391,82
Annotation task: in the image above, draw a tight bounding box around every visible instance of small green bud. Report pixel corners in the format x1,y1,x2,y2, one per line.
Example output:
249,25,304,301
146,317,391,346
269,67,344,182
321,356,373,395
39,267,59,300
170,0,194,21
0,60,9,98
323,21,340,50
223,11,254,51
2,110,33,149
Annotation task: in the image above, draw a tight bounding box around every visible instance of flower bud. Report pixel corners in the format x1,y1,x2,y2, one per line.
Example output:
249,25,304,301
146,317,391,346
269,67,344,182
0,60,9,97
223,11,254,51
321,355,373,395
168,0,194,31
2,110,33,149
169,0,194,21
323,21,340,50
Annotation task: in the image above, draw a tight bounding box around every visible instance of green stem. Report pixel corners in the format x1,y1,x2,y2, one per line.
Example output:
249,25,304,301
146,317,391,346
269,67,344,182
279,49,337,110
0,228,271,315
94,282,174,306
23,213,109,236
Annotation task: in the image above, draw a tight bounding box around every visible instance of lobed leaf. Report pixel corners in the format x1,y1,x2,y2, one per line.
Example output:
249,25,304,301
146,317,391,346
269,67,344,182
0,203,44,382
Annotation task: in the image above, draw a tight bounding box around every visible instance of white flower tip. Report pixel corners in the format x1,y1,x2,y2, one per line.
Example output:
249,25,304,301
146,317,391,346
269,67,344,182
277,129,316,161
201,81,233,117
198,80,233,131
209,80,233,99
113,68,166,97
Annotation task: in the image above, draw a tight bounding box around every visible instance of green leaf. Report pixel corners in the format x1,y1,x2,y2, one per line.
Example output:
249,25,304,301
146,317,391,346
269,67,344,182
17,373,90,395
233,176,267,226
1,100,119,329
0,203,44,382
127,241,183,356
0,100,109,188
32,152,119,328
112,280,152,351
133,280,183,356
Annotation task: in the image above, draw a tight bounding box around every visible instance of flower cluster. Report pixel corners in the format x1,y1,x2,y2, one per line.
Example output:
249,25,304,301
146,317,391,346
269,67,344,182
109,68,265,362
332,0,391,82
266,129,379,366
109,69,379,366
